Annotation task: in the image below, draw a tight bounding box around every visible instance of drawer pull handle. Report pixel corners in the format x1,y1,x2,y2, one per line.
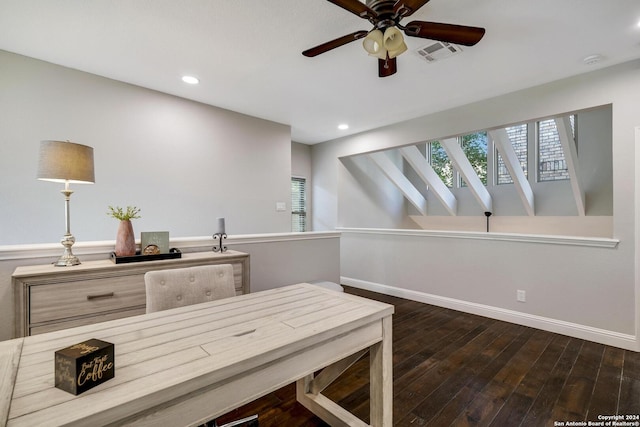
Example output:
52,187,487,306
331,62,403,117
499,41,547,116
86,292,115,300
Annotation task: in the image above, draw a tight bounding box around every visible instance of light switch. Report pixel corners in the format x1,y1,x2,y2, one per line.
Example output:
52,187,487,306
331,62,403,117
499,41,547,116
276,202,286,212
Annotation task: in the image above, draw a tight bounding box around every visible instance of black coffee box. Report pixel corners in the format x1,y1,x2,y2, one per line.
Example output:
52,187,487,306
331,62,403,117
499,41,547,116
54,338,115,395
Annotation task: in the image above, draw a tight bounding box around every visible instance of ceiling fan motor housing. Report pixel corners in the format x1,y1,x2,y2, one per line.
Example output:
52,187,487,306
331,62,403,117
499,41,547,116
366,0,403,30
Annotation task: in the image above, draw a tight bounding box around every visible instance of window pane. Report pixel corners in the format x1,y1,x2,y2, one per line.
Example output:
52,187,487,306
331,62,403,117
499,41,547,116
291,177,306,232
291,213,306,232
497,124,528,185
461,132,488,186
429,141,453,188
538,119,569,182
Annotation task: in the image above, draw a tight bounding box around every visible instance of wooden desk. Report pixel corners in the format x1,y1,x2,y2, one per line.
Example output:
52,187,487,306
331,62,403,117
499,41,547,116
0,283,393,426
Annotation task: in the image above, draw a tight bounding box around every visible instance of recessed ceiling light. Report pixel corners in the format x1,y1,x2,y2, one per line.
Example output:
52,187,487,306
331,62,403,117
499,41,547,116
181,75,199,84
338,124,349,130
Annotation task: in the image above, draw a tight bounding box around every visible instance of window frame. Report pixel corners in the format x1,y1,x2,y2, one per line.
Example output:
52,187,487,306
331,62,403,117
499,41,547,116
291,176,307,232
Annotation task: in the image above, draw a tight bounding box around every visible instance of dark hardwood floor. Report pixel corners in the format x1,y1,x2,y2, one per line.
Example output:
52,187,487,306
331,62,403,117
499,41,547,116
215,287,640,427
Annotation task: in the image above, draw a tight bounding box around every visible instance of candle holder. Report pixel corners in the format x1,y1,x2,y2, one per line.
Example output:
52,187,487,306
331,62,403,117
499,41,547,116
484,211,492,232
212,233,227,253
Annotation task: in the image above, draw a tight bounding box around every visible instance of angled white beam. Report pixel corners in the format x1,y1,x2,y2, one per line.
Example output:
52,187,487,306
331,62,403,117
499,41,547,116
399,146,457,216
440,138,493,212
368,151,427,215
489,129,535,216
555,117,585,216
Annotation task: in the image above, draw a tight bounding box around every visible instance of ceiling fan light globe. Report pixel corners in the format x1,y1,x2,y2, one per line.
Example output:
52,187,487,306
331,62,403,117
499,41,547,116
383,27,407,58
363,30,387,59
382,27,407,58
387,41,407,58
382,27,403,48
371,48,388,59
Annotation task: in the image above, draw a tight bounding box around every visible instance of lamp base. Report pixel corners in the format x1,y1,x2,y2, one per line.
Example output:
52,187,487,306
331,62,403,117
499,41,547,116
54,254,81,267
54,233,81,267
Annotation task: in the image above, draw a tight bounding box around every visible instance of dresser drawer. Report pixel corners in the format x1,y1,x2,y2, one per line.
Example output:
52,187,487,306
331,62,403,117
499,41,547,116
14,250,250,337
30,307,147,335
30,276,146,324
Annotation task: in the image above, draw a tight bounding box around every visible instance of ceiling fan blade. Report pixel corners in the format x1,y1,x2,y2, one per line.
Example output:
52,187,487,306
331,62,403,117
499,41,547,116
404,21,485,46
393,0,432,18
302,30,369,57
325,0,376,19
378,57,397,78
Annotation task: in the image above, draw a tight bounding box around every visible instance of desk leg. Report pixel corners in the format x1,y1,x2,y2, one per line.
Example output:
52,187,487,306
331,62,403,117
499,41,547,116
370,315,392,427
296,317,393,427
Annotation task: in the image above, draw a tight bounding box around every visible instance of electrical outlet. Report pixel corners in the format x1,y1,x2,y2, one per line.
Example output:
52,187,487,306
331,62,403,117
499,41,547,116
517,290,526,302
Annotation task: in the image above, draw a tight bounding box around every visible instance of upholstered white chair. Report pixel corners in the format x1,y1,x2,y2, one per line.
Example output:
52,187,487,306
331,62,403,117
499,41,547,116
144,264,236,313
145,264,256,427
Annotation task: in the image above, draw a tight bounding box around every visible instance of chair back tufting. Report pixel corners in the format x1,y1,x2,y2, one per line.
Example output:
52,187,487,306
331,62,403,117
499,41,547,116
144,264,236,313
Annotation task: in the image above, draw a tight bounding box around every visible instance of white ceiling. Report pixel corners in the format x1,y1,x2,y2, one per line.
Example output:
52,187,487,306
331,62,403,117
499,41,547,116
1,0,640,144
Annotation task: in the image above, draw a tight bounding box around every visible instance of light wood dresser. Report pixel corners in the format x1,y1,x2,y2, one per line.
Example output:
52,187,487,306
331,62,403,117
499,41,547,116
12,250,249,337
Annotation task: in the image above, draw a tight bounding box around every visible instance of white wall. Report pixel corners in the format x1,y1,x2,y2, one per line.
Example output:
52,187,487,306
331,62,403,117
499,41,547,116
312,60,640,350
0,50,292,245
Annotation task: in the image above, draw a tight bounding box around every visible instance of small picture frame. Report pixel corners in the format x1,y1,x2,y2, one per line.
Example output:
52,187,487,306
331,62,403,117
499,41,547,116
140,231,170,254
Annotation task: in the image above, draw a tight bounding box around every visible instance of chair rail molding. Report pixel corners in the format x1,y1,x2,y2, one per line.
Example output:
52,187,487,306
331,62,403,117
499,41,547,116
337,227,619,249
0,231,341,261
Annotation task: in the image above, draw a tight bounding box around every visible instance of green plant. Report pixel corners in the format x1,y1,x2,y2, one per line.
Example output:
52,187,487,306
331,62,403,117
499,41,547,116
107,205,141,221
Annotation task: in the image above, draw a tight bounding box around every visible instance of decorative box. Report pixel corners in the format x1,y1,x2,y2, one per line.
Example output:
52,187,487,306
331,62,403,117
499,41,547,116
54,338,115,395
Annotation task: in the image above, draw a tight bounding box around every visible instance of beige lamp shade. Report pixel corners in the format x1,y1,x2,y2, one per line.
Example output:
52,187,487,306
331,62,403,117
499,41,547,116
37,140,95,184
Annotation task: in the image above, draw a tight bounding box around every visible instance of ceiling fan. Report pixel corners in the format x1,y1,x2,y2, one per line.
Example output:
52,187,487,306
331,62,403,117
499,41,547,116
302,0,486,77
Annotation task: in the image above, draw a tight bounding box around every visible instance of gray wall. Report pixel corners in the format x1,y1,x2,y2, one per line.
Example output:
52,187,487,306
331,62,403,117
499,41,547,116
337,105,613,235
0,50,292,245
291,141,312,230
291,141,311,179
312,62,637,233
312,60,640,349
0,50,342,343
0,232,340,341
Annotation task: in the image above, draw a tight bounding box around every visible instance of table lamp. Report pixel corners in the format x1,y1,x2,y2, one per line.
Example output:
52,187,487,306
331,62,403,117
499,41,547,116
37,140,95,266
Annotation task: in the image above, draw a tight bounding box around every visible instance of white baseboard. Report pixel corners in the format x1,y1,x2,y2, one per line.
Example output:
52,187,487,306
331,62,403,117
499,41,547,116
341,276,639,351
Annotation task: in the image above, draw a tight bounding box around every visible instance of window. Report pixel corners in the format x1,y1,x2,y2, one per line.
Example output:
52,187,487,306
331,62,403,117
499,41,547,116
291,177,307,232
537,117,575,182
429,141,453,188
497,124,528,185
460,131,488,186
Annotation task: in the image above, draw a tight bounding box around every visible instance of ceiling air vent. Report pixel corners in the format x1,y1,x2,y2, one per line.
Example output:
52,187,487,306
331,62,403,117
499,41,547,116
414,41,463,63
